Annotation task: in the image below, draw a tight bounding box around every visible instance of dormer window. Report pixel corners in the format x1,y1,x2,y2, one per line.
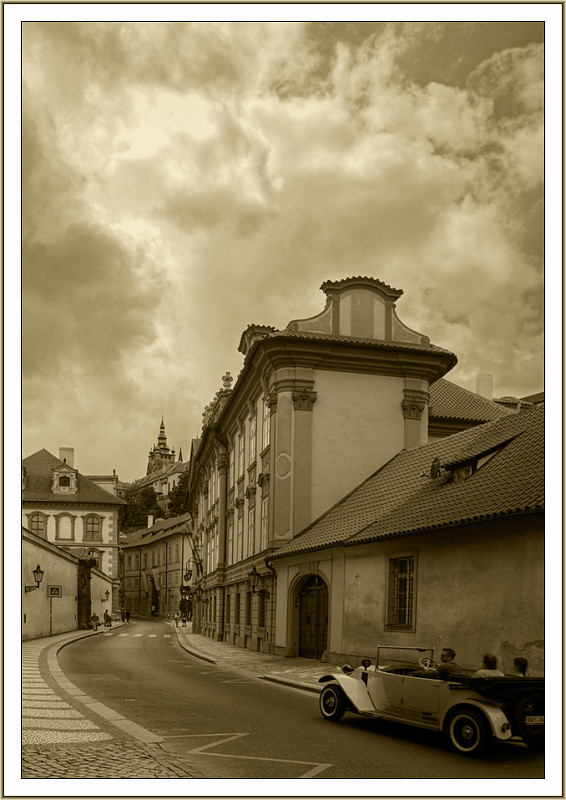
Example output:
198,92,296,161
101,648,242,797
51,463,78,494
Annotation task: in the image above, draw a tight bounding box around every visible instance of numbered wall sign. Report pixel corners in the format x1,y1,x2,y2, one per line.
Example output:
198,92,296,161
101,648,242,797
48,585,62,597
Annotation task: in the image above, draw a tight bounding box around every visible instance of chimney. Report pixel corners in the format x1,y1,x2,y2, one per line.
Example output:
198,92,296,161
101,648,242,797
476,374,493,401
59,447,75,467
147,515,154,529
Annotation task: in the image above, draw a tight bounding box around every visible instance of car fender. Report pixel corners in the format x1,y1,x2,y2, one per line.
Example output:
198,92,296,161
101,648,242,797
442,700,513,741
320,676,376,714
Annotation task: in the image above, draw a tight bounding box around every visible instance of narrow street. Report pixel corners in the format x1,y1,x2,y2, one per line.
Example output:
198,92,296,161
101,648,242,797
52,619,544,781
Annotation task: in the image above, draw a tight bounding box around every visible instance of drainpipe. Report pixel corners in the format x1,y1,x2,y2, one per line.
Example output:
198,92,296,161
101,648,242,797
137,548,142,616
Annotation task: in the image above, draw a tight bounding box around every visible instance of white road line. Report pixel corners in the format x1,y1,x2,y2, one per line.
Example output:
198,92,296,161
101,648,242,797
183,733,332,778
133,634,143,637
148,634,157,638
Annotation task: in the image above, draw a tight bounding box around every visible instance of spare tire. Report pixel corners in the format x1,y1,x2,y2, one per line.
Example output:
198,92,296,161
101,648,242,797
513,693,544,745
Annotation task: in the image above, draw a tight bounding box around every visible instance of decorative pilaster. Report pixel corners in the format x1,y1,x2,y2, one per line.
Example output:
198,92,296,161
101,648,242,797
292,388,317,411
401,391,428,420
402,387,429,450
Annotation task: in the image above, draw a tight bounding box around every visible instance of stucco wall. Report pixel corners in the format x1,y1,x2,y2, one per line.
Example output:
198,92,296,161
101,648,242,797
21,506,119,579
22,530,113,640
338,516,543,674
276,515,543,675
311,370,405,519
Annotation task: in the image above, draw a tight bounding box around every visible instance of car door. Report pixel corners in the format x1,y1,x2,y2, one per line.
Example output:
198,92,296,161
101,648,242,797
368,669,404,712
401,675,441,725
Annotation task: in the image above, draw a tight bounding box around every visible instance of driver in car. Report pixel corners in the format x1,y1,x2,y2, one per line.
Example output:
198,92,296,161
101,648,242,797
415,647,461,679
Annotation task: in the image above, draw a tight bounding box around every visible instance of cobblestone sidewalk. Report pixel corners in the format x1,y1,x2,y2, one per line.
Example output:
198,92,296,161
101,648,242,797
21,629,205,780
173,622,332,689
22,740,207,779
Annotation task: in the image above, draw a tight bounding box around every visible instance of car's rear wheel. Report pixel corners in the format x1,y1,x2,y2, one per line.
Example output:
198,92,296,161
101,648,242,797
513,693,544,749
320,685,347,721
446,707,490,757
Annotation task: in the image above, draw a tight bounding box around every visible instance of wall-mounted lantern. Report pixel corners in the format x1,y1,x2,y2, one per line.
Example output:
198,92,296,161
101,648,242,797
248,566,270,598
104,589,110,601
25,564,45,593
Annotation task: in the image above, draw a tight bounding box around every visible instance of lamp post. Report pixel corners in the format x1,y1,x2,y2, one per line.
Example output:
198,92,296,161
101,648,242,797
25,564,45,593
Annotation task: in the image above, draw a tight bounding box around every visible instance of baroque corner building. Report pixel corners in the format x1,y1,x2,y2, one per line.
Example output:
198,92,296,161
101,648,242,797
188,276,457,656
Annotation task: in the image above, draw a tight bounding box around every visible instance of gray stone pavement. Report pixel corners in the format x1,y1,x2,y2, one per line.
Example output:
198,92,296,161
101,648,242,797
172,621,330,690
20,618,332,780
21,624,207,779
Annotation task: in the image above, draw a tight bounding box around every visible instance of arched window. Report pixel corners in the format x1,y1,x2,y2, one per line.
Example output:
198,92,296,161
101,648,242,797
84,515,102,541
30,513,47,538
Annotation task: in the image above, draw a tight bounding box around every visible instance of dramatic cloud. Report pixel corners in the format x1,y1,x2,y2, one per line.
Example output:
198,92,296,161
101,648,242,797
20,20,545,480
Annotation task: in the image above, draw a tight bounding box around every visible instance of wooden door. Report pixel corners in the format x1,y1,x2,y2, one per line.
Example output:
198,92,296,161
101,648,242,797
299,577,328,659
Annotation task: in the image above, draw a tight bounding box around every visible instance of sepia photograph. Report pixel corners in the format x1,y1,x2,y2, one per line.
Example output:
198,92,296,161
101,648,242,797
7,2,560,796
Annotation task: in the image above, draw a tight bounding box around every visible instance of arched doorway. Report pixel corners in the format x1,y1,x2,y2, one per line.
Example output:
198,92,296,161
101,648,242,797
298,576,328,659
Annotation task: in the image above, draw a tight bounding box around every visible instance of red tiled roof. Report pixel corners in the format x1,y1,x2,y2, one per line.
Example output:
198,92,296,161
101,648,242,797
271,405,543,559
22,449,125,505
429,378,512,422
121,512,192,548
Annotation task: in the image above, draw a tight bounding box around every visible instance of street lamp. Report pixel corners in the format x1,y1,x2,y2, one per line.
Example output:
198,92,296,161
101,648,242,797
104,589,110,601
25,564,45,593
248,566,260,594
248,566,270,598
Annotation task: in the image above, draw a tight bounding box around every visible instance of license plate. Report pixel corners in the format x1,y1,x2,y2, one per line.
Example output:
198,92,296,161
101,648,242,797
525,715,544,725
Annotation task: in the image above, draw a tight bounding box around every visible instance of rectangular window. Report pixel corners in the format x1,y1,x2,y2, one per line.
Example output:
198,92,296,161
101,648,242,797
135,554,139,570
246,591,252,626
238,430,245,477
30,514,47,538
229,446,235,488
127,555,132,571
235,593,241,625
175,544,179,563
227,520,234,566
247,507,255,558
262,397,271,450
249,412,257,464
225,594,231,623
143,553,147,569
236,514,244,562
260,497,269,550
387,556,415,628
258,592,266,628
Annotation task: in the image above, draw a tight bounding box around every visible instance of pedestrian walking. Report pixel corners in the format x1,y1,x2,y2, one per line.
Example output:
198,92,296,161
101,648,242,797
91,613,100,631
182,614,187,627
174,612,179,627
126,610,131,623
121,609,126,623
103,610,112,627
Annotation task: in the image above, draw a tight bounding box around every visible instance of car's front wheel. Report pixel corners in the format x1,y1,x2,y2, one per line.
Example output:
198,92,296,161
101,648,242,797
320,684,347,721
445,708,490,757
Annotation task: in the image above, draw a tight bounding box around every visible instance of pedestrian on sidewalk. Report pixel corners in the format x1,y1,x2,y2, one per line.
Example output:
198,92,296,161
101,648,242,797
121,609,126,623
91,613,100,631
126,610,131,623
182,614,187,627
174,612,179,627
103,610,112,627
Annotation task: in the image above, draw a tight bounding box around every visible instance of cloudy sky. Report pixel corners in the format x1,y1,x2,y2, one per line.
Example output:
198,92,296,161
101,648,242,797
17,10,551,481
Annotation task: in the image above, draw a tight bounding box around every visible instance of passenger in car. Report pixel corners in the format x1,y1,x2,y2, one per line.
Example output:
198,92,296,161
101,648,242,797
513,656,528,677
472,653,505,678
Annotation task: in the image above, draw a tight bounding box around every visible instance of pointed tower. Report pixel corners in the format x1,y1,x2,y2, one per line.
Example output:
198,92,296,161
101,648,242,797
146,418,176,475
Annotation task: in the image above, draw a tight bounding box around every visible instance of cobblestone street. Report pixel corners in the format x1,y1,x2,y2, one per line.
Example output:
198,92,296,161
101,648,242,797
21,628,206,779
22,740,206,779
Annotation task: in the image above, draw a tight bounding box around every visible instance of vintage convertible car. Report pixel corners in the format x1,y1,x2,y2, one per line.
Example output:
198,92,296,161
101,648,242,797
318,645,544,756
